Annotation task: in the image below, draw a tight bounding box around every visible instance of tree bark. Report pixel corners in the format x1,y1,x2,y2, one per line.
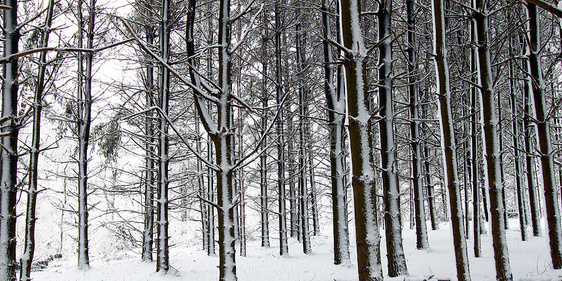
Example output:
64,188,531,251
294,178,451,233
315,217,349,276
0,0,18,278
142,0,156,261
407,0,429,250
20,1,55,279
341,0,384,279
260,7,270,248
526,2,562,269
76,0,96,269
433,0,471,280
156,0,170,272
520,32,542,238
474,1,513,279
275,1,289,256
296,5,312,254
378,0,408,276
323,0,351,264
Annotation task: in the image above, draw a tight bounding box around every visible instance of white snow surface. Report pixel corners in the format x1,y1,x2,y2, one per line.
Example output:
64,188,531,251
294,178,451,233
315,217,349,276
34,219,562,281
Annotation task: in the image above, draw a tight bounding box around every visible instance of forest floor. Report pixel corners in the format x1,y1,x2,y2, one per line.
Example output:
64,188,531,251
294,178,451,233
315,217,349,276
34,219,562,280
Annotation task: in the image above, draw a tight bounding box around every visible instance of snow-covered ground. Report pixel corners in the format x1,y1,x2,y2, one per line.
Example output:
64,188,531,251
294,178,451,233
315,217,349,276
34,219,562,280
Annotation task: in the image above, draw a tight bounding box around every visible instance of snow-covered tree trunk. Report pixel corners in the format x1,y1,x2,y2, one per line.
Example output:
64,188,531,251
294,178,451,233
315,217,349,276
308,159,320,236
468,10,481,255
407,0,429,250
77,0,96,269
275,1,289,256
260,7,270,248
522,35,542,238
215,0,237,278
377,0,408,276
142,0,156,261
322,0,350,264
206,1,216,255
471,72,482,257
156,0,170,272
424,145,438,230
432,0,471,280
498,95,508,230
196,110,208,251
340,0,383,279
20,1,55,280
509,54,527,241
0,0,19,279
296,6,312,254
474,1,513,279
422,99,438,231
526,2,562,269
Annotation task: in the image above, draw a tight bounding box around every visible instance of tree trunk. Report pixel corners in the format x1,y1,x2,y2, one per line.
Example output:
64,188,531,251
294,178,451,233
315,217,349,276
522,35,542,238
275,1,289,256
20,1,55,280
296,6,312,254
260,7,270,248
378,1,408,276
77,0,96,269
433,0,471,280
406,0,429,250
0,0,19,279
474,1,514,279
526,2,562,269
510,53,527,241
156,0,170,272
341,0,383,279
142,0,156,261
206,1,216,255
322,0,351,264
469,11,481,256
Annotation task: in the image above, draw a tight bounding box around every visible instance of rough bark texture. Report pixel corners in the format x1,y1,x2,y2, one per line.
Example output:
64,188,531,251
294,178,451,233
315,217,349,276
0,0,19,280
526,3,562,269
341,0,383,279
475,1,513,279
433,0,471,280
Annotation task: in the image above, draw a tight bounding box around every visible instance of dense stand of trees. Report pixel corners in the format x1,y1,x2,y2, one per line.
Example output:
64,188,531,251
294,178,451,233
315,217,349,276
2,0,562,281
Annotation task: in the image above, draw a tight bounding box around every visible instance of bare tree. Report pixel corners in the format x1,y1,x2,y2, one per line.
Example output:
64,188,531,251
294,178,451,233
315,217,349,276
433,0,471,280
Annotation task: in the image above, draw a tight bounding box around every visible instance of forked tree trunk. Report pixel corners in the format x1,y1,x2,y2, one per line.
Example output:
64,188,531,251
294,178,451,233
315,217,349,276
433,0,471,280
